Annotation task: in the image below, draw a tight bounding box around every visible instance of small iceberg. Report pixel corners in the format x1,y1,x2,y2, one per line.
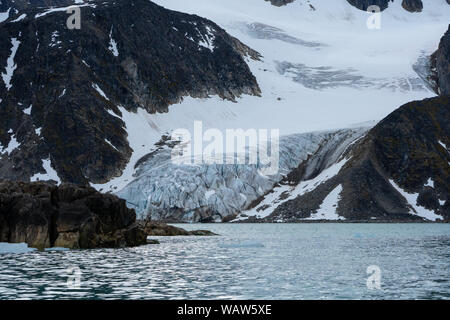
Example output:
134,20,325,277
219,241,265,248
0,242,36,254
45,247,70,252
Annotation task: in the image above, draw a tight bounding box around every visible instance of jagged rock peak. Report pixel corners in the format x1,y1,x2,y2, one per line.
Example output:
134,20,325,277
402,0,423,12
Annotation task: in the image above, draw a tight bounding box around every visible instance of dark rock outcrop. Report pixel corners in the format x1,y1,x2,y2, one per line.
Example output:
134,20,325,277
264,0,393,10
0,181,148,249
264,0,295,7
434,25,450,95
401,0,423,12
138,220,217,236
266,96,449,222
265,0,428,13
0,0,260,185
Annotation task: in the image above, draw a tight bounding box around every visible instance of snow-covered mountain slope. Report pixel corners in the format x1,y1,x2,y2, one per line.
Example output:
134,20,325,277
251,95,449,223
1,0,449,222
106,0,449,220
92,0,450,192
0,0,260,184
140,0,448,138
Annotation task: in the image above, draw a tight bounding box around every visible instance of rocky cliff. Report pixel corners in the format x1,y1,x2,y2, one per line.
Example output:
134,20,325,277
117,128,369,222
0,0,260,185
0,181,147,249
435,25,450,95
265,0,443,13
257,96,449,222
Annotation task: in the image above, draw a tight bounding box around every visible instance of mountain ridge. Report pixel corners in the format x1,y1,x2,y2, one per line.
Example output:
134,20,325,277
0,0,261,185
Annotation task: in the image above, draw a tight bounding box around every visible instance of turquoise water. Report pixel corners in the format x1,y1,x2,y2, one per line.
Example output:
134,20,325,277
0,223,449,300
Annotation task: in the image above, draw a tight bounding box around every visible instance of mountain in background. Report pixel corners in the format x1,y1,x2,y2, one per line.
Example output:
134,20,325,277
0,0,449,223
0,0,260,185
433,25,450,95
249,95,449,223
268,0,428,12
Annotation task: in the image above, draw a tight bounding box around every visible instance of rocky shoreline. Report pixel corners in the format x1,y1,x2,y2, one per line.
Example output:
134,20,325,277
0,181,217,250
137,220,218,236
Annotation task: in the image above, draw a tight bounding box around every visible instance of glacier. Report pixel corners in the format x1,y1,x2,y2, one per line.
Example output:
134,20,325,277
117,127,369,221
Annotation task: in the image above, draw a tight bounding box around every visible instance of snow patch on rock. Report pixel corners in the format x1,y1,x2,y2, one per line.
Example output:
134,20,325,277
389,179,443,221
30,158,62,185
304,184,346,220
1,37,20,91
108,27,119,57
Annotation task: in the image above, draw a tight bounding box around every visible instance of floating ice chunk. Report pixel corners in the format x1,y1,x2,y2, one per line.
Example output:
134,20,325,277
219,241,264,248
0,243,36,254
45,247,70,252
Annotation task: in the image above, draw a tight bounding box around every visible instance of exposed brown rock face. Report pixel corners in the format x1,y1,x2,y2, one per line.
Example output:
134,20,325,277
401,0,423,12
0,181,147,249
265,96,449,222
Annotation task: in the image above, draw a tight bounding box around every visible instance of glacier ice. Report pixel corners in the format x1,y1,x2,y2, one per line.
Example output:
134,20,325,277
117,127,369,222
